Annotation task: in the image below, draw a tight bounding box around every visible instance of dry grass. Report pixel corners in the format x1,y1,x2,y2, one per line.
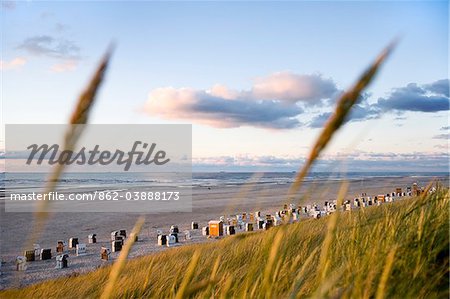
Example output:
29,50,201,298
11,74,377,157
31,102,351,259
100,216,145,299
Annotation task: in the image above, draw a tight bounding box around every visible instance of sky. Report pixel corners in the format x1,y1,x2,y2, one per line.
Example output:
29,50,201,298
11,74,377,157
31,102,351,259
1,1,449,172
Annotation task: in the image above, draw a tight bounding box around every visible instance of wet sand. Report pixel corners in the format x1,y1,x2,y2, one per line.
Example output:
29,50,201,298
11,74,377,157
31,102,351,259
0,175,446,289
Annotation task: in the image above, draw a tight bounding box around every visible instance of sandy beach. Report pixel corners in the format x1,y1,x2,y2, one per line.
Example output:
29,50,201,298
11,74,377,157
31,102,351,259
0,175,447,289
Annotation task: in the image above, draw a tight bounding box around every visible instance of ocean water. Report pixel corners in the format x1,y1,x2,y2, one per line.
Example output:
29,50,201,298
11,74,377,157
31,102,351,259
1,171,448,193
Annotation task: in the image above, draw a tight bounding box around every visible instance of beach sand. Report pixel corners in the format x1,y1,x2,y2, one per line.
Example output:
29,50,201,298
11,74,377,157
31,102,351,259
0,175,446,289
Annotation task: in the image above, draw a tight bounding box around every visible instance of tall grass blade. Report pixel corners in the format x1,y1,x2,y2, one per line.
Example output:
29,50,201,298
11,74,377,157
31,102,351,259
289,247,320,299
318,181,348,281
375,246,397,299
22,46,114,262
100,216,145,299
174,251,201,299
287,40,397,201
262,229,284,298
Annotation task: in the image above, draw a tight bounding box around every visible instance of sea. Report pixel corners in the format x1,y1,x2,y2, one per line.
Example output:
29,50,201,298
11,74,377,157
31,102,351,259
1,171,448,194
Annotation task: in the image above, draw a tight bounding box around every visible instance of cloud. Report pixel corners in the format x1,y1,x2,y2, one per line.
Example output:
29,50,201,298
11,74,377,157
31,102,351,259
309,79,450,128
251,72,338,104
144,77,449,130
376,80,450,113
50,60,77,72
432,133,449,140
1,1,15,10
310,79,450,128
425,79,449,97
309,112,332,128
192,151,450,172
40,11,55,19
394,116,407,121
145,87,303,129
434,144,448,150
55,22,70,33
309,94,378,128
434,126,450,140
144,73,338,129
193,155,302,170
17,35,80,60
0,57,26,70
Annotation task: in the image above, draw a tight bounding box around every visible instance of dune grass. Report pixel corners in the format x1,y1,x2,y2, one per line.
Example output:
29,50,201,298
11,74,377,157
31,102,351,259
1,186,448,298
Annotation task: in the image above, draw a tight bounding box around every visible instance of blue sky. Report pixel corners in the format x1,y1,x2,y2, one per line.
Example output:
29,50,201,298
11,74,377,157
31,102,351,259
1,1,449,171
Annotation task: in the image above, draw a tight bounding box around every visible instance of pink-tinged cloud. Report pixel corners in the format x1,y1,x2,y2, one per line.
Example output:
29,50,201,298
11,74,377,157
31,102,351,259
252,72,338,104
144,72,338,129
144,87,303,129
0,57,26,70
50,60,77,72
